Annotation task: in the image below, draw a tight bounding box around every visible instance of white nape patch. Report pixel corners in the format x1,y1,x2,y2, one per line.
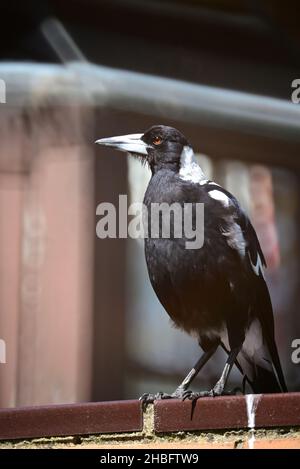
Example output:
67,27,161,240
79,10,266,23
249,253,265,278
209,190,230,207
179,146,207,184
222,217,246,258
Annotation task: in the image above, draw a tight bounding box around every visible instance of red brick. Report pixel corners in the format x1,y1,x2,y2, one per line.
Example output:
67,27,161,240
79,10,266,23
0,400,142,440
154,396,247,433
154,392,300,433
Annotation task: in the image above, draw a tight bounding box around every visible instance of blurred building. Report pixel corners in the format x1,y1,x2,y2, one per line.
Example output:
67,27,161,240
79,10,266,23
0,0,299,407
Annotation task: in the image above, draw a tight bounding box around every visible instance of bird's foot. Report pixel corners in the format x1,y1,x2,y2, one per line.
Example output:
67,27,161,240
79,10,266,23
182,381,226,401
140,385,241,406
182,386,240,402
140,387,187,406
182,389,214,401
139,392,174,405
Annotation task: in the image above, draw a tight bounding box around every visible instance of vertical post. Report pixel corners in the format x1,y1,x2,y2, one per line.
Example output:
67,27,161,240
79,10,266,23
0,98,95,406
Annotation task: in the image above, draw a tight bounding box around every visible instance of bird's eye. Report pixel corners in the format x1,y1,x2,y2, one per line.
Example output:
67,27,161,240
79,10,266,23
153,136,162,146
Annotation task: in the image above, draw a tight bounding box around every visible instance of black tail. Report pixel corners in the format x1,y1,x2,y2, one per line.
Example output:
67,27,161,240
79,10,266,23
251,364,283,394
238,317,288,394
256,293,288,393
254,273,288,393
264,335,288,393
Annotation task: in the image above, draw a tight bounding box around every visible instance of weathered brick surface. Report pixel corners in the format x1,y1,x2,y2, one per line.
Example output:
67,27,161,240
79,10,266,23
0,395,300,448
154,393,300,433
0,401,142,440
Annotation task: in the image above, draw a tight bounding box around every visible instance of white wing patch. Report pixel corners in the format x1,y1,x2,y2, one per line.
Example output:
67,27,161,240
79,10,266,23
209,189,230,207
243,319,264,359
222,218,246,257
179,146,207,184
249,253,265,278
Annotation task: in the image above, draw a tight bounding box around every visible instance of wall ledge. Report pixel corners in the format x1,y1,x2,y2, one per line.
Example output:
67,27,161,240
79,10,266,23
0,393,299,449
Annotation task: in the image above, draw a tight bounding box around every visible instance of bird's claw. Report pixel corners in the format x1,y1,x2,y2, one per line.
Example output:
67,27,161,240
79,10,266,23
182,386,241,402
140,385,240,407
139,392,174,405
182,390,213,401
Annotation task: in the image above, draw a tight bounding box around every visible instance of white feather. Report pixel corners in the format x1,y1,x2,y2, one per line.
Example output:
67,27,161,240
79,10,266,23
222,217,246,258
208,189,230,207
243,319,264,359
179,146,207,184
249,253,265,278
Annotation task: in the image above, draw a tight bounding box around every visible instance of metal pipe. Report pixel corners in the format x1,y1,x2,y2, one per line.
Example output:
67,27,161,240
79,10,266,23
77,62,300,143
1,62,300,142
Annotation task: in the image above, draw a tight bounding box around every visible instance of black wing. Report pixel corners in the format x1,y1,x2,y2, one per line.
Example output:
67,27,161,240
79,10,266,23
206,183,287,392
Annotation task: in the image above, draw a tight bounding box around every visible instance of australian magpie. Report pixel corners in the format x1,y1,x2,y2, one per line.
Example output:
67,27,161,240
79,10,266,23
96,125,287,401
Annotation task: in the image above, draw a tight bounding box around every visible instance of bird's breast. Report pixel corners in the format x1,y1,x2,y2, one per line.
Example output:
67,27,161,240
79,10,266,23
144,237,228,336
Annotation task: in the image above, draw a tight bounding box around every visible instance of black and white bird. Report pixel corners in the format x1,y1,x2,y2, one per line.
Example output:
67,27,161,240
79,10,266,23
96,125,287,401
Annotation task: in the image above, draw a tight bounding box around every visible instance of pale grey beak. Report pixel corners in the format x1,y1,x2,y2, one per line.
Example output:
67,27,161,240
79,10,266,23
95,133,147,156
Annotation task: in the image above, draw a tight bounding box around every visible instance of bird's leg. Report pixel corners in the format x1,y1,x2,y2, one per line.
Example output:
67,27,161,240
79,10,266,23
183,346,241,401
140,345,218,404
171,344,218,398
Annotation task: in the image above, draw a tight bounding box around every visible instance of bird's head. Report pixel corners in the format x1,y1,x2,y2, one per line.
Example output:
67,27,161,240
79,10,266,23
95,125,191,173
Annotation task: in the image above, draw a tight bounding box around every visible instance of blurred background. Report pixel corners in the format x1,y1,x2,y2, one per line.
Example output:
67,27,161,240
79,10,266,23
0,0,299,407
